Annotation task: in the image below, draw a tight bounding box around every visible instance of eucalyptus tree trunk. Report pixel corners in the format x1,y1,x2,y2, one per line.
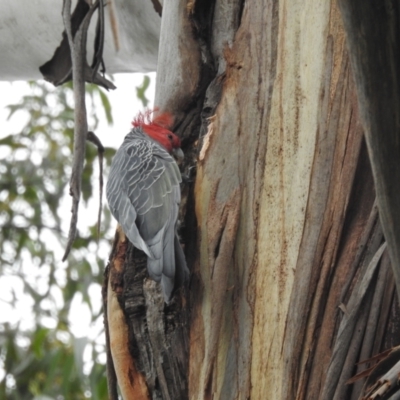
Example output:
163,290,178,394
105,0,400,399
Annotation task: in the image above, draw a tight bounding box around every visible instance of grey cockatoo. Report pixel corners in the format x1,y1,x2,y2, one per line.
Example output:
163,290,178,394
106,111,189,302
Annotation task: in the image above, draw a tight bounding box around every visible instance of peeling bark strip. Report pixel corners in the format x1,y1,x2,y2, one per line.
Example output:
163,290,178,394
338,0,400,303
104,227,189,399
86,131,105,239
199,184,242,395
61,0,90,261
105,228,149,399
40,0,115,90
321,242,387,399
108,271,150,399
61,0,115,261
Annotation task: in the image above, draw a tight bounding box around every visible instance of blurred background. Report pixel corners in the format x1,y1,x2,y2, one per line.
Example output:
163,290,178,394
0,73,155,399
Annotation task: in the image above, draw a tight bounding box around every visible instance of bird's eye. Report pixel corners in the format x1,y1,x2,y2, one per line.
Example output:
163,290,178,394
167,134,173,141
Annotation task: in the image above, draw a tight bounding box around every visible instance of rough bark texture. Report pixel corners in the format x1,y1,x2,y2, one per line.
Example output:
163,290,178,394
104,0,400,399
186,0,399,399
104,228,189,400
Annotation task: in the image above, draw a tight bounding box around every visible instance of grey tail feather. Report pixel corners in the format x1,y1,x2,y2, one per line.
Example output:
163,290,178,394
148,235,189,303
147,257,162,282
161,275,175,303
174,234,189,287
161,236,189,303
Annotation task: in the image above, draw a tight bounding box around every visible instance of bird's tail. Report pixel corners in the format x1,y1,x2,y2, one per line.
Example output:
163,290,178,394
159,235,189,303
174,234,189,287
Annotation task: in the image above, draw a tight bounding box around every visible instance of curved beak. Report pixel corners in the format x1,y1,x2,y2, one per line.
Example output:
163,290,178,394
172,147,184,163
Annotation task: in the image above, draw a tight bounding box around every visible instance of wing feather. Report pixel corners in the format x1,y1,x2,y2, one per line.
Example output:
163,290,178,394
106,128,188,302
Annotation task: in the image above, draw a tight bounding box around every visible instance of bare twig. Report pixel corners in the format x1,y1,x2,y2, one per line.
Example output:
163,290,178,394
62,0,100,261
87,131,105,239
321,242,388,398
40,0,115,90
91,0,105,80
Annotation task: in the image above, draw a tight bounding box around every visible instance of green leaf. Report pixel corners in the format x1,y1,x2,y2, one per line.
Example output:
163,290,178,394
98,90,113,124
136,75,150,107
0,135,27,149
31,328,50,359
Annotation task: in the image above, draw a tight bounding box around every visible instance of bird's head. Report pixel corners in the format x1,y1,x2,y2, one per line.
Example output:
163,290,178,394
132,110,183,160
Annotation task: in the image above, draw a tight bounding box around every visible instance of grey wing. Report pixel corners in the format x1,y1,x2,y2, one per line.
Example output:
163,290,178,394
133,145,183,288
106,133,184,299
106,137,153,258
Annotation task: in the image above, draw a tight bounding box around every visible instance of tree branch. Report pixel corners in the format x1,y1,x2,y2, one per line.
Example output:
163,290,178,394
62,0,101,261
40,0,115,90
87,130,105,239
